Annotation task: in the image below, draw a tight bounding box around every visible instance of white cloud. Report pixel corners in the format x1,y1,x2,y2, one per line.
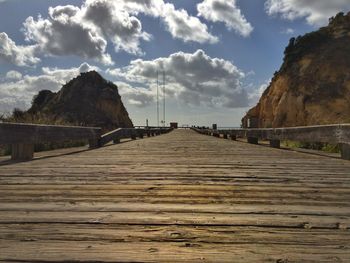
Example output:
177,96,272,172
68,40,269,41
19,0,218,66
0,32,40,66
22,0,154,64
0,63,99,113
197,0,253,37
5,70,23,81
248,80,270,105
0,0,218,68
23,5,110,65
163,3,218,43
112,0,218,44
265,0,350,26
78,62,99,73
282,28,295,34
0,75,61,113
41,62,99,82
108,50,248,108
83,0,151,55
115,81,155,108
111,0,163,17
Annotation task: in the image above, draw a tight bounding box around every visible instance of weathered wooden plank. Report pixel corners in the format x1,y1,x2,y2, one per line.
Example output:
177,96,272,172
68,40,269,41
1,240,349,263
0,211,349,229
1,183,350,192
1,197,348,207
0,129,350,262
0,187,349,199
2,224,349,245
0,187,349,204
1,202,350,216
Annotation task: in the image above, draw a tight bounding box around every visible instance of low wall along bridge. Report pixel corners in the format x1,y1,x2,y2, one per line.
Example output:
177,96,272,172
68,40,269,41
0,122,350,262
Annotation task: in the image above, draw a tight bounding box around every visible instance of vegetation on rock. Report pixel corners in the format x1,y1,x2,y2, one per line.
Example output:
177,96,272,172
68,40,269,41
4,71,133,132
243,12,350,128
0,71,133,156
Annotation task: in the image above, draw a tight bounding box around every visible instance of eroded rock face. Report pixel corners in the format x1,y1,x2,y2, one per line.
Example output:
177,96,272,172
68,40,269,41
28,71,133,131
243,12,350,128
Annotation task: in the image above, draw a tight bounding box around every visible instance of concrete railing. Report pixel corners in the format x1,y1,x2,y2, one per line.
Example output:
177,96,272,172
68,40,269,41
0,122,172,161
192,124,350,160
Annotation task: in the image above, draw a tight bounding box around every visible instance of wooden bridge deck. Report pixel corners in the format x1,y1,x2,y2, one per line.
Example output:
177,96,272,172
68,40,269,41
0,129,350,262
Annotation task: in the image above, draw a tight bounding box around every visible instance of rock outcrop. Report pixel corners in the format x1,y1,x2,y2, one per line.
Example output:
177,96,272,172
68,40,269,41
242,12,350,128
27,71,133,131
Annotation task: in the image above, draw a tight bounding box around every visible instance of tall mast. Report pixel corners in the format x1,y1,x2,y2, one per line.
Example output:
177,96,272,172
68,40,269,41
163,71,165,127
157,70,159,127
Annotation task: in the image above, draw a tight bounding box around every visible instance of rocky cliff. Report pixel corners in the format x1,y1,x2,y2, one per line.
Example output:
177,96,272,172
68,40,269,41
242,12,350,128
27,71,133,131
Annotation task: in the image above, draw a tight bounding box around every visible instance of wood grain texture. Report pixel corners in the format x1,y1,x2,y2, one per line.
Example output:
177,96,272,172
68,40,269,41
0,129,349,262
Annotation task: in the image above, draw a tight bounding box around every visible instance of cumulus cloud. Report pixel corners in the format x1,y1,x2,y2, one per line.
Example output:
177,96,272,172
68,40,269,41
163,3,218,43
282,28,295,34
19,0,217,65
5,70,23,81
0,32,40,66
116,0,218,44
83,0,151,54
265,0,350,26
0,0,218,68
116,81,156,108
108,50,248,108
197,0,253,37
248,80,270,105
23,5,108,65
0,75,61,113
22,0,156,64
113,0,163,17
0,63,99,113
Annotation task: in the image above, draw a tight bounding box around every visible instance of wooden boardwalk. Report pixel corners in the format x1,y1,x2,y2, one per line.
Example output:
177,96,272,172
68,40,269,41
0,129,350,262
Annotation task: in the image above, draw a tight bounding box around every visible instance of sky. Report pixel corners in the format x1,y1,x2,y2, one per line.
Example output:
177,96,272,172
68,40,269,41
0,0,350,127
